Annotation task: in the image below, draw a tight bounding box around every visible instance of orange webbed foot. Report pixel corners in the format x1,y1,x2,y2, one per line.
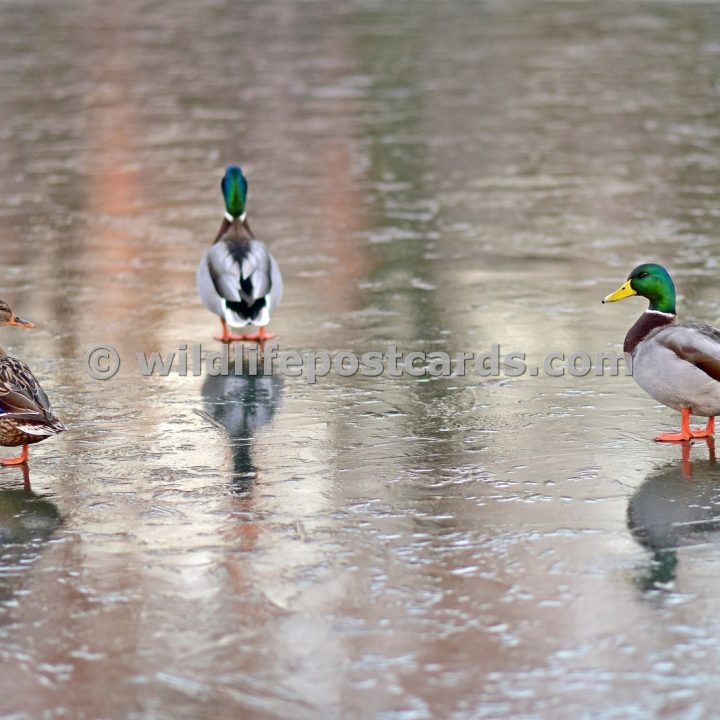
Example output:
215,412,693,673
236,329,277,343
691,416,716,439
655,431,692,443
0,445,29,466
215,320,276,344
214,331,248,343
655,408,713,443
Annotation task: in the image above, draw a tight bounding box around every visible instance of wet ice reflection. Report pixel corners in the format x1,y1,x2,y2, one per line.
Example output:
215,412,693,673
629,441,720,591
200,371,285,491
0,481,61,603
0,0,720,716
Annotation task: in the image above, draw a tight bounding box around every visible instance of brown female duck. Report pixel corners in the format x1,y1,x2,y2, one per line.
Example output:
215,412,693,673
0,301,65,465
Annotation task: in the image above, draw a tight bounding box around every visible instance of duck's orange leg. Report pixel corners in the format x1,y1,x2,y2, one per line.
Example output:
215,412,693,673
655,409,716,442
691,416,715,439
214,320,276,343
234,326,277,343
655,408,693,442
214,319,248,343
0,444,29,466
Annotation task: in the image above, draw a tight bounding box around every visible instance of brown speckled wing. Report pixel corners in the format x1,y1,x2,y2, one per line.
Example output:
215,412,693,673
0,356,54,421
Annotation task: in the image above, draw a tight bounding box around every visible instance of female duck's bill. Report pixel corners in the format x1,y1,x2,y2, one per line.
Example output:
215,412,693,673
0,300,35,328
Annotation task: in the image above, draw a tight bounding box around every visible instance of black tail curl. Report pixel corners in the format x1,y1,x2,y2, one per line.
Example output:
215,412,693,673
226,297,267,321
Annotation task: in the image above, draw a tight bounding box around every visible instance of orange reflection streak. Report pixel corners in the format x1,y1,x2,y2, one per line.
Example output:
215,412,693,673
318,142,370,313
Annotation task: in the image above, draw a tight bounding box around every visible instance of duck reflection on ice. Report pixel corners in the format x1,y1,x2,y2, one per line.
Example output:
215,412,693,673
627,440,720,591
199,371,284,491
0,483,61,545
0,477,62,603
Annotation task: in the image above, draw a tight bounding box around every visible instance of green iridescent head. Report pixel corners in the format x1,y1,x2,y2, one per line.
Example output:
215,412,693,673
603,263,676,314
221,165,248,218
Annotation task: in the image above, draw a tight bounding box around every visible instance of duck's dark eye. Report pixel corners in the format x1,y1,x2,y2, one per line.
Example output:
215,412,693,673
638,272,649,279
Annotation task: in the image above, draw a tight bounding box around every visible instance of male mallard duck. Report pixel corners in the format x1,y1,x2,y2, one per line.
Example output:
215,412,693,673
603,263,720,442
197,165,283,343
0,301,66,465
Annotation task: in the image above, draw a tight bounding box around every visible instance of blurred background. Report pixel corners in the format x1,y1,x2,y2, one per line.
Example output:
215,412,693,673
1,0,720,717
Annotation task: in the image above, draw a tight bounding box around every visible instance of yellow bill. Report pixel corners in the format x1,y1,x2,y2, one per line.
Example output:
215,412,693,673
603,280,636,303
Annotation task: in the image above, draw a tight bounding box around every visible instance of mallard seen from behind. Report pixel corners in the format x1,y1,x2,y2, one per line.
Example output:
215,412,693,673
197,165,283,343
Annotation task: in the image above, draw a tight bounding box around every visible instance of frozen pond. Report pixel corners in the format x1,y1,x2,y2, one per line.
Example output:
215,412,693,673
1,0,720,717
